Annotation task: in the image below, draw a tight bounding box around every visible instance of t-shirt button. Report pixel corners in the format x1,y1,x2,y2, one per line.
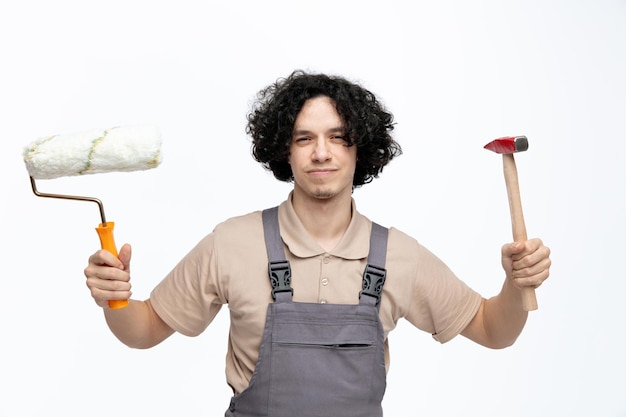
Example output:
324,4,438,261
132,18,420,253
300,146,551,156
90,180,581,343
320,300,327,304
321,278,329,286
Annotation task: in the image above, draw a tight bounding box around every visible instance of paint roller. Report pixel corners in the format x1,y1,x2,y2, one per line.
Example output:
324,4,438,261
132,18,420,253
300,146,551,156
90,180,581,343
23,125,162,309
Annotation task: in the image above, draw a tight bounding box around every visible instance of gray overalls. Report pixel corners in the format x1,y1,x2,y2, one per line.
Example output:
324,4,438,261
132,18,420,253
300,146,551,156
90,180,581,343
225,207,389,417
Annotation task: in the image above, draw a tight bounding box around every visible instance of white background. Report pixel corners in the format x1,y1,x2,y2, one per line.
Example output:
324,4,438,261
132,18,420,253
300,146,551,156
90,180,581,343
1,1,625,416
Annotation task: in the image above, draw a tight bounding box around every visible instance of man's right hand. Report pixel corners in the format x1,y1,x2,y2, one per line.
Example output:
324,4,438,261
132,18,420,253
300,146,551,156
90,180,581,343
84,243,132,308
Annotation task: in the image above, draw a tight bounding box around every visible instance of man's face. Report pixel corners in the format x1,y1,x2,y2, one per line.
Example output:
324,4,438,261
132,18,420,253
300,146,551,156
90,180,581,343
288,96,357,201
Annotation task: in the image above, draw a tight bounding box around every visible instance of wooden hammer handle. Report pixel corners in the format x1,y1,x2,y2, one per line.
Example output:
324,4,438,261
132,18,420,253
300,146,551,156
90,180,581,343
502,153,538,311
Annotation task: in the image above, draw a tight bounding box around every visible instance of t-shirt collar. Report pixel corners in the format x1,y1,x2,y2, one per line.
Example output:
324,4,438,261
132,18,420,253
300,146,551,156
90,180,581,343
278,192,370,260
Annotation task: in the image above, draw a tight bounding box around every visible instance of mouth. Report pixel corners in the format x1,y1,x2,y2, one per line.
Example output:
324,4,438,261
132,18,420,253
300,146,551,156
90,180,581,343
307,169,336,180
307,167,337,175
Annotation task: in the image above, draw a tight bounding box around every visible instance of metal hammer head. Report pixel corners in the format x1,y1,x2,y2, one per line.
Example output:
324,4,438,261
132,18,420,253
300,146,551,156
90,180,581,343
484,136,529,154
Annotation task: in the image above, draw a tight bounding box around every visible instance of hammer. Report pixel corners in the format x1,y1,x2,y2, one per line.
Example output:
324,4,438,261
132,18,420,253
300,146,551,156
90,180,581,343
484,135,538,311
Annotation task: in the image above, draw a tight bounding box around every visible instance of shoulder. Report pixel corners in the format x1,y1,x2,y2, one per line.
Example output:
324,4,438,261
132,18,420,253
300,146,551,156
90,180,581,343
181,210,265,263
385,226,455,280
211,210,268,263
386,226,422,261
387,226,418,246
213,210,264,237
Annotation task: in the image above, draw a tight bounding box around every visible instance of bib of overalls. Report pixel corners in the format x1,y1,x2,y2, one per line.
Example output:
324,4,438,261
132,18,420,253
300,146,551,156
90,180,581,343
225,207,388,417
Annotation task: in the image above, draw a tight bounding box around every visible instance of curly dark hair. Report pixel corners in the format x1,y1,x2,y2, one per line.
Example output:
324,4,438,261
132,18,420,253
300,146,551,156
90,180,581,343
246,70,402,187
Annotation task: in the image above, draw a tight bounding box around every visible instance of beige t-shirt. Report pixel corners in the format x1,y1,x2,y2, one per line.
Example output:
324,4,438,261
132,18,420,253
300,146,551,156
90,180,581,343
150,194,482,394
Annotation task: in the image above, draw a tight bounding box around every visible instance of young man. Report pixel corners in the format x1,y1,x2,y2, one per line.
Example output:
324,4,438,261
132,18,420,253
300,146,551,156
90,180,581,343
85,71,551,416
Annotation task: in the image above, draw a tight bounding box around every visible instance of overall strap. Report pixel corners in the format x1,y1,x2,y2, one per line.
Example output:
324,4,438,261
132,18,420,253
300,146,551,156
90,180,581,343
359,222,389,309
262,207,389,307
262,207,293,303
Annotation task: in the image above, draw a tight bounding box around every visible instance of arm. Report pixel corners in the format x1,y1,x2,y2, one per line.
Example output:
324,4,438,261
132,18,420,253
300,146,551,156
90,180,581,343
84,244,174,349
461,238,551,349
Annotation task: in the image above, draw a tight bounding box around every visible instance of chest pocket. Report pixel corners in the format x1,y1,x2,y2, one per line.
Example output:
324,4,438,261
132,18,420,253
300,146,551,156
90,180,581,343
267,302,384,417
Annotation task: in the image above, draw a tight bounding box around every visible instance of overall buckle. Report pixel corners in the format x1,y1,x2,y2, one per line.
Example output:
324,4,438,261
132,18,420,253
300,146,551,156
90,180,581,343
360,264,386,305
269,260,293,300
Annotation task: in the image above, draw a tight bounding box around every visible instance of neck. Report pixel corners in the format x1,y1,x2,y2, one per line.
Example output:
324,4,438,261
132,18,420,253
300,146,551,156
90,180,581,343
291,189,353,252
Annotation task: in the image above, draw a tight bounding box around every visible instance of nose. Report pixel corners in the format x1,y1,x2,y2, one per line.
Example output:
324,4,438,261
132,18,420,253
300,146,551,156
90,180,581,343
312,138,331,161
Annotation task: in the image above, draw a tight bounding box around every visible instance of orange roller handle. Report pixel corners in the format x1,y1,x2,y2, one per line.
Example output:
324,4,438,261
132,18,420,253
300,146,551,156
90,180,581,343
95,222,129,310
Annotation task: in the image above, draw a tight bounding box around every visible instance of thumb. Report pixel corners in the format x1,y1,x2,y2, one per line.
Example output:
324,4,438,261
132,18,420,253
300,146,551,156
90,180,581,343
502,241,524,261
118,243,132,272
504,241,531,264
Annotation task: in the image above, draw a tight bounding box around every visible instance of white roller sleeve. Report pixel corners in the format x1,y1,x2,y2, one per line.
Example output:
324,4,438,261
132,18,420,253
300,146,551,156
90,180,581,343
23,125,162,180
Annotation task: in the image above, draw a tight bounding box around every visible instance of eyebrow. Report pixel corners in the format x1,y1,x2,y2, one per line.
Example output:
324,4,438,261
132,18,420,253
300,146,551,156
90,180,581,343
292,126,346,136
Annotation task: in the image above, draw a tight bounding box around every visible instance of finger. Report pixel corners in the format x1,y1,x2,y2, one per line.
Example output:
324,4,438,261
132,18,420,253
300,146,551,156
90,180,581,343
85,275,132,306
88,249,123,269
502,241,524,258
512,243,551,270
511,238,546,261
512,254,551,277
511,265,550,289
84,262,131,282
85,274,132,292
